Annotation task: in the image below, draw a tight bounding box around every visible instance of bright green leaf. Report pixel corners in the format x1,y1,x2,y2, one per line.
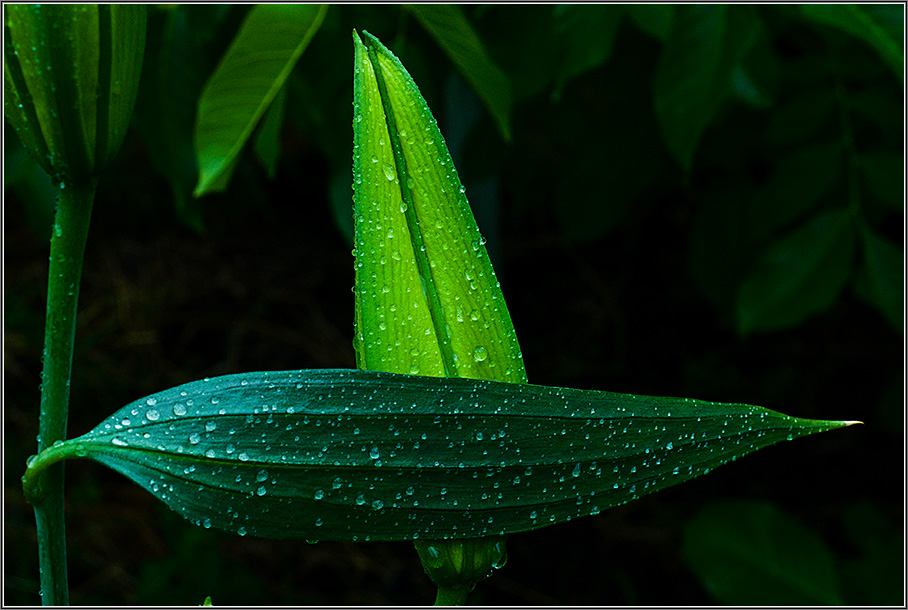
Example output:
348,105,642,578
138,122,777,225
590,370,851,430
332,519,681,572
654,5,760,171
800,4,904,80
352,31,525,383
23,369,856,542
683,499,844,605
737,208,856,334
193,4,327,197
407,5,513,142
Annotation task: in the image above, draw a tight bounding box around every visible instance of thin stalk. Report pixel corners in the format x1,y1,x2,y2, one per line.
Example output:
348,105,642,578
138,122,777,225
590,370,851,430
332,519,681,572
434,586,469,606
31,180,96,606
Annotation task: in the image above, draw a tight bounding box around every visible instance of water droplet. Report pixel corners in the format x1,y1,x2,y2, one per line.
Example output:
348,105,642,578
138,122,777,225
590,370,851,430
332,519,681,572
256,469,268,482
372,499,384,510
226,443,235,454
314,489,325,500
256,486,267,496
189,433,201,445
383,164,395,181
571,463,582,478
238,452,250,461
111,437,128,446
473,346,488,362
237,526,247,536
146,409,160,421
146,397,157,407
173,403,187,416
356,494,367,506
370,446,380,460
205,421,217,432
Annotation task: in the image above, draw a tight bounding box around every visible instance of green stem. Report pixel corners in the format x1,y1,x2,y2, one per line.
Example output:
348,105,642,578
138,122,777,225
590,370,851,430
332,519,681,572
434,586,469,606
31,180,96,606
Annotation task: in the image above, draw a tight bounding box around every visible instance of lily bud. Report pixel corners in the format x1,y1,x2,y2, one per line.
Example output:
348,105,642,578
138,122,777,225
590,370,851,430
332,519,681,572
415,536,508,594
4,4,146,186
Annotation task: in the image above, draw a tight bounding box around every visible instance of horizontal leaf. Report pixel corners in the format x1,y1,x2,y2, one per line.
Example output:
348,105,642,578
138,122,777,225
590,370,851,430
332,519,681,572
683,499,844,605
25,369,855,542
736,208,856,334
193,4,327,197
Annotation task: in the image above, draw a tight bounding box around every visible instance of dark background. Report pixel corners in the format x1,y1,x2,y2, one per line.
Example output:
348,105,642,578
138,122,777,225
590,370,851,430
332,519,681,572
5,5,903,606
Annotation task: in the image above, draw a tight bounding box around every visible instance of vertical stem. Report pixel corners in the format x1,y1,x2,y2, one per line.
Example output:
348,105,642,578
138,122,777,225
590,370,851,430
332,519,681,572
434,586,469,606
32,180,96,606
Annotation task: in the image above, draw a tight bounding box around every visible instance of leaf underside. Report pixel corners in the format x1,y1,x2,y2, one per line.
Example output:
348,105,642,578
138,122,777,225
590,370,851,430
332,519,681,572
55,369,850,542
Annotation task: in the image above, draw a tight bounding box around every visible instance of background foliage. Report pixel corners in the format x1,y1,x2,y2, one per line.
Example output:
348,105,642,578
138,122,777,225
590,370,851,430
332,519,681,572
5,4,903,605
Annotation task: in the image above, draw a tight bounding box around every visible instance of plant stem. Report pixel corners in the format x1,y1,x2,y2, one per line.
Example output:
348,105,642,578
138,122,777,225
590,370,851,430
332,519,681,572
31,180,96,606
434,586,469,606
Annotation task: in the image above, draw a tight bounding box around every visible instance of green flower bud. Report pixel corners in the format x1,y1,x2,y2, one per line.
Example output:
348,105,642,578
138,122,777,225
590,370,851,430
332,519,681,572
415,536,508,595
4,4,146,186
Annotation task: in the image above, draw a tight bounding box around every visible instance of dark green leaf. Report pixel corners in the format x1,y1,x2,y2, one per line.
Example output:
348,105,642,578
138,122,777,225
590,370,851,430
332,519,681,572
26,369,854,542
683,499,844,605
551,5,623,100
407,5,513,142
626,4,674,41
193,4,327,197
857,226,903,332
653,5,760,171
800,4,903,80
763,88,836,147
747,141,844,243
857,151,904,212
252,85,286,180
737,208,856,334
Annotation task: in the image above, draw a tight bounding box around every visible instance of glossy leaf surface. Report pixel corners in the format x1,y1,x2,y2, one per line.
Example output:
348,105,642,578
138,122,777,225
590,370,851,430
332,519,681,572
193,4,326,196
24,369,854,542
352,31,525,384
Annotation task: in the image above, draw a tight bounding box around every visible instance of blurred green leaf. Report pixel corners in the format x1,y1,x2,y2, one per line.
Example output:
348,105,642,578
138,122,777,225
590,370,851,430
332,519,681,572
133,6,207,231
194,4,327,197
763,88,836,146
737,208,856,334
748,141,844,243
683,499,844,605
25,369,855,542
857,151,904,212
407,5,513,142
839,502,903,605
800,4,904,80
551,5,623,100
654,5,760,171
856,225,903,333
252,85,286,180
687,181,750,314
625,4,674,41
